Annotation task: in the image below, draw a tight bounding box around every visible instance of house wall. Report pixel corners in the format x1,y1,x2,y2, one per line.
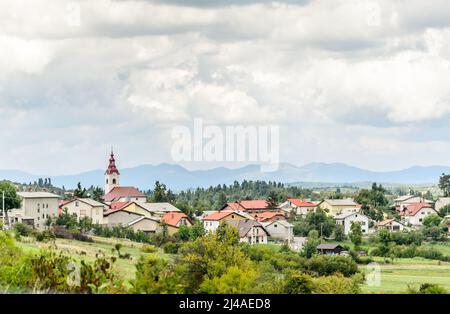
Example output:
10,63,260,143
265,223,294,242
404,208,437,226
240,226,268,245
21,197,59,230
63,201,105,225
129,219,160,233
116,196,147,203
321,202,357,216
336,213,369,235
382,221,405,231
106,211,142,227
204,214,246,233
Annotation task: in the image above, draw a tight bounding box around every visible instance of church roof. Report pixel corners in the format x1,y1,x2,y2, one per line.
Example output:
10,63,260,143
105,150,120,175
103,186,145,202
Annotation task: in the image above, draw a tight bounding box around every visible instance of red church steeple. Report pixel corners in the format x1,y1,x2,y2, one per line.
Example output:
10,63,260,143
105,148,120,175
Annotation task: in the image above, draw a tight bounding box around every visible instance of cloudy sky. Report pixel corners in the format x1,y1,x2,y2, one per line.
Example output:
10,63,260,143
1,0,450,175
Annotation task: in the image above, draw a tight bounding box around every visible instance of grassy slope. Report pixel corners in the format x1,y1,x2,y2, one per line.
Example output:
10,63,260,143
16,237,168,282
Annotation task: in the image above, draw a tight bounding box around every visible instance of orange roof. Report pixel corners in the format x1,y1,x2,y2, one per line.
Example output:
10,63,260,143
203,211,245,221
401,203,434,216
288,199,316,207
223,200,273,211
162,212,191,227
104,202,133,216
252,211,285,221
378,219,394,226
103,187,145,202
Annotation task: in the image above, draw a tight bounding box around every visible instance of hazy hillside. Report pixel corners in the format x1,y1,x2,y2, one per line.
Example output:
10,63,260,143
1,162,448,191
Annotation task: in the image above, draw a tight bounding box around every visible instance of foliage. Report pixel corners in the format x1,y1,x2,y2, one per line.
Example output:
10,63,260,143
199,266,257,294
312,273,362,294
354,183,388,221
13,223,33,237
333,224,346,241
301,230,320,258
407,283,448,294
438,173,450,197
283,271,314,294
349,222,363,248
0,181,21,212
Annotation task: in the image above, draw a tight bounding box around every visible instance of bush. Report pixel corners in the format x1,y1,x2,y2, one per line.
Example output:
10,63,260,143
13,223,33,237
141,244,157,253
34,230,56,242
407,283,448,294
313,274,361,294
283,271,314,294
303,255,359,277
163,242,179,254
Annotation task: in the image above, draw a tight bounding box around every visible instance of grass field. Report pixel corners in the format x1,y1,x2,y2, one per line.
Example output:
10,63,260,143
15,236,450,294
360,257,450,293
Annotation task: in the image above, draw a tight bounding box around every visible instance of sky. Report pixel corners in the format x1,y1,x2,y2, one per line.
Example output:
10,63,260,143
1,0,450,175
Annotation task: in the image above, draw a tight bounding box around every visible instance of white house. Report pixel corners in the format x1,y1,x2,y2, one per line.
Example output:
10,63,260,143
401,203,439,227
394,195,433,212
60,198,107,225
262,220,294,243
225,220,269,245
377,219,407,232
202,211,250,233
334,212,369,235
279,199,317,217
9,192,61,230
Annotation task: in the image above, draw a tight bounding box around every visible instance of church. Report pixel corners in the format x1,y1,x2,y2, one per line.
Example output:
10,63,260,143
103,149,147,203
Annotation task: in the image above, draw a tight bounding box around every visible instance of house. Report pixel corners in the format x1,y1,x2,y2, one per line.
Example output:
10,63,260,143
60,198,107,225
9,192,61,230
319,199,359,216
225,220,269,245
103,150,147,203
377,219,407,232
394,195,433,212
252,211,285,223
202,211,249,233
279,199,317,217
435,197,450,214
103,186,147,203
220,200,278,213
400,203,438,227
334,212,369,235
161,212,193,235
262,220,294,243
139,202,182,217
127,216,161,234
104,204,144,228
317,244,345,255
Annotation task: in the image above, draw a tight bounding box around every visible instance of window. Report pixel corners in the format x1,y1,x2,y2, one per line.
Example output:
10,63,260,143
75,201,79,207
113,179,117,184
106,179,108,184
274,224,278,228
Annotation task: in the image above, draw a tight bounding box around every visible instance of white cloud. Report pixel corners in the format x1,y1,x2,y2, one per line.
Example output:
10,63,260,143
1,0,450,174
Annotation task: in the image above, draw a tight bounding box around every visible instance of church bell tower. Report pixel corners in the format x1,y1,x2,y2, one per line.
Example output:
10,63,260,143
105,148,120,195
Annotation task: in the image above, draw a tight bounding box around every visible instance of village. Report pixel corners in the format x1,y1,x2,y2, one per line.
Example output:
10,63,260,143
3,150,450,256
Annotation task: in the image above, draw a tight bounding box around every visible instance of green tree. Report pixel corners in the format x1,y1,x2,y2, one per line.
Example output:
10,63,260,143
91,187,104,202
438,204,450,218
301,230,320,258
0,181,21,213
438,173,450,197
333,225,346,242
73,182,87,198
151,181,169,202
283,271,314,294
199,266,257,294
266,191,279,209
349,222,363,248
423,214,442,227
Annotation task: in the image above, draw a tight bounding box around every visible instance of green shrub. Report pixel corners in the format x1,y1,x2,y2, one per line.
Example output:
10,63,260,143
13,223,33,237
141,244,157,253
163,242,179,254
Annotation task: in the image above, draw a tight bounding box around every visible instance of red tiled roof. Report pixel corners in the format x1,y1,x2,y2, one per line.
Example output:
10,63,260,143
203,211,245,221
378,219,394,226
162,212,191,227
252,211,284,221
239,200,270,209
104,202,133,216
288,198,316,207
401,203,434,216
103,186,145,202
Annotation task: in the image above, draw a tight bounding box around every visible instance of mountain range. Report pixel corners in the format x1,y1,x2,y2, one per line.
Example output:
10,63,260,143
1,162,448,191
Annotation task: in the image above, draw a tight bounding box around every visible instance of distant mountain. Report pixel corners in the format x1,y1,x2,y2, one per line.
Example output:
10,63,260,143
1,162,449,191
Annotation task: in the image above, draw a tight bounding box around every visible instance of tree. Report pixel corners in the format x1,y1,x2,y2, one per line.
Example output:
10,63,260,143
217,192,227,208
423,214,442,227
283,271,314,294
438,173,450,197
349,222,363,248
333,225,346,242
152,181,169,202
301,230,320,258
73,182,87,198
438,204,450,218
91,187,104,202
79,217,93,233
266,191,279,209
0,182,21,213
